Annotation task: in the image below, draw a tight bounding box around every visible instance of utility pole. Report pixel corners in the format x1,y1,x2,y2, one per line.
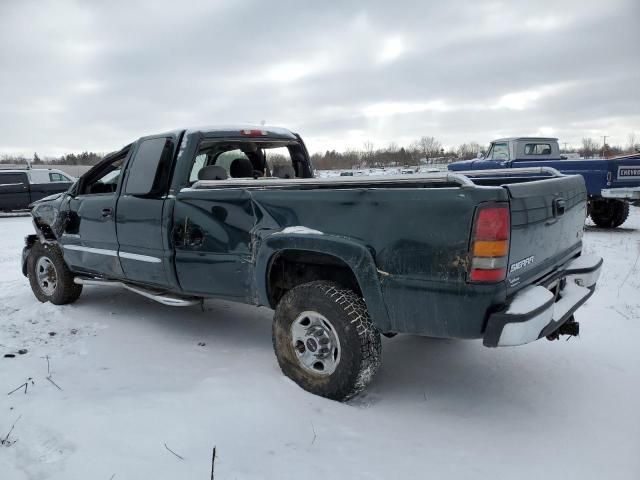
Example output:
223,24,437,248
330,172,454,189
563,142,568,152
602,135,608,158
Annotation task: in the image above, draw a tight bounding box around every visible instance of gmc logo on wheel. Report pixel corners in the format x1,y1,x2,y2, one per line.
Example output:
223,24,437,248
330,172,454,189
618,166,640,179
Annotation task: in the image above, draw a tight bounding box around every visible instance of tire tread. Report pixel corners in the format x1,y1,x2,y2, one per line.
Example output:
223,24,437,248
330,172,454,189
590,199,630,228
272,280,382,401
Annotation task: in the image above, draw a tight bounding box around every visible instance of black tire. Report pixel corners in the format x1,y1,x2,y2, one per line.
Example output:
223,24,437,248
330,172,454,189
272,281,382,401
27,241,82,305
590,199,630,228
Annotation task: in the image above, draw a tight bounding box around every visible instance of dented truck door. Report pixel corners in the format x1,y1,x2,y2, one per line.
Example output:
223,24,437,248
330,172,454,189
173,186,256,300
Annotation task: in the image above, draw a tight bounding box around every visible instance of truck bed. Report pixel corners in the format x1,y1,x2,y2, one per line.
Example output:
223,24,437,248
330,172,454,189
183,167,587,338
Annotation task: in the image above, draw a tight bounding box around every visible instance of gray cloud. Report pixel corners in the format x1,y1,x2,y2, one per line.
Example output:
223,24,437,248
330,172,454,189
1,0,638,156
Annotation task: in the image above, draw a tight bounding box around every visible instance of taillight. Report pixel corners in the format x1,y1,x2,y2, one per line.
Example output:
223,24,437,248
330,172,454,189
240,129,268,136
469,204,510,283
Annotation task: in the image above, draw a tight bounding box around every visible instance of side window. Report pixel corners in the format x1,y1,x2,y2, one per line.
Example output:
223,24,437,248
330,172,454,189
49,172,67,182
81,159,124,195
524,143,552,155
0,172,27,185
124,138,173,195
488,143,509,160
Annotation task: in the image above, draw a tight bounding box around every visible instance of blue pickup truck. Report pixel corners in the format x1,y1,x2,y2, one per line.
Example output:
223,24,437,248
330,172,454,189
448,137,640,228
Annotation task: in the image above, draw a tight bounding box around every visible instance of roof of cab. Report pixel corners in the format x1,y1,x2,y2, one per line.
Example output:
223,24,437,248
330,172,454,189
492,137,558,143
184,125,297,140
105,125,298,161
135,125,297,145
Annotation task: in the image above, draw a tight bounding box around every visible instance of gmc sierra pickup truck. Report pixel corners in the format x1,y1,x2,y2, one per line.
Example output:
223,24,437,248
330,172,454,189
22,126,602,400
448,137,640,228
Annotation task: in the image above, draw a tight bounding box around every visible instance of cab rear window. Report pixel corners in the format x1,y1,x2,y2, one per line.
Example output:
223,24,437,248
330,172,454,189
524,143,552,155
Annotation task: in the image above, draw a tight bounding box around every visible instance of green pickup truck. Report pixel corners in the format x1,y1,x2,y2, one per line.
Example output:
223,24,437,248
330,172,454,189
22,126,603,400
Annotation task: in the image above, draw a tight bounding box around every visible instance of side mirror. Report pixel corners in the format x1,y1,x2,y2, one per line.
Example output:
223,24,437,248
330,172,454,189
476,152,484,159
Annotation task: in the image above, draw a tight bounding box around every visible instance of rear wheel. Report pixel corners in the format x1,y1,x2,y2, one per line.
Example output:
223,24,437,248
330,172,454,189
272,281,382,401
590,199,630,228
27,241,82,305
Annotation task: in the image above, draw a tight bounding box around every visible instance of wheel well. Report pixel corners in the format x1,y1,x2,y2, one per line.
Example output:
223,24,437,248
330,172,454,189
33,218,57,242
267,250,361,307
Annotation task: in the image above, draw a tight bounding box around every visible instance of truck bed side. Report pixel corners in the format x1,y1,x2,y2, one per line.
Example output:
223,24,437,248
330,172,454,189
189,170,587,339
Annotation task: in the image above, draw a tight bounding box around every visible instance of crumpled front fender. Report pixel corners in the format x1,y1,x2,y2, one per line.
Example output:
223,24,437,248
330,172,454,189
21,234,39,276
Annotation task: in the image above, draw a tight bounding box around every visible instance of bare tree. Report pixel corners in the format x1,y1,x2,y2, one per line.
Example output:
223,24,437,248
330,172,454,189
362,140,375,168
579,138,599,159
628,132,638,153
414,136,442,164
343,149,361,169
457,142,482,160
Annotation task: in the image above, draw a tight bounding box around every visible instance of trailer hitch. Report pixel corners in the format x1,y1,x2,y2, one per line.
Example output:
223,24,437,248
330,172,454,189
546,316,580,341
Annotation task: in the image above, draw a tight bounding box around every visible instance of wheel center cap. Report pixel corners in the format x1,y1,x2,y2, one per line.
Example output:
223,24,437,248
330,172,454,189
306,338,318,352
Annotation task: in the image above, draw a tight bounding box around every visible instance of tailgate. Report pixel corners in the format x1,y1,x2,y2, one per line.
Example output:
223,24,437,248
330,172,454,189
505,175,586,293
608,155,640,188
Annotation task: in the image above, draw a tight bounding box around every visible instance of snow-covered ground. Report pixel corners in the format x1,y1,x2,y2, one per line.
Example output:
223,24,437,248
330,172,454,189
1,211,639,479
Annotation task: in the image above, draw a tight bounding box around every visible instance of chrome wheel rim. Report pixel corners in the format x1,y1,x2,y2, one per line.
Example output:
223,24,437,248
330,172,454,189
290,311,341,376
36,256,57,296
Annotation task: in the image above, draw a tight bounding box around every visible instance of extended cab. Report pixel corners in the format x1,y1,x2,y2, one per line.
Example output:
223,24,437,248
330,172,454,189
448,137,640,228
0,168,75,211
22,126,602,400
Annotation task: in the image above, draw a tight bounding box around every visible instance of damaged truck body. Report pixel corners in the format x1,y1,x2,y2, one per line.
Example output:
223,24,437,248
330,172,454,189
23,126,602,400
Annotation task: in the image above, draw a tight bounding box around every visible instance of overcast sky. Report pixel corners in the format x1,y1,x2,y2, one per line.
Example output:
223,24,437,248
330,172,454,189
1,0,638,157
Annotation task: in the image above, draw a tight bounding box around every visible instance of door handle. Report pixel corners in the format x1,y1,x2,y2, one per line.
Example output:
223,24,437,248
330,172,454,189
553,198,566,217
101,208,113,218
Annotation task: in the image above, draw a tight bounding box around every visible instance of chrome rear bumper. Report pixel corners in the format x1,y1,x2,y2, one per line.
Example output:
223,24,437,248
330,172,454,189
601,187,640,200
483,254,603,347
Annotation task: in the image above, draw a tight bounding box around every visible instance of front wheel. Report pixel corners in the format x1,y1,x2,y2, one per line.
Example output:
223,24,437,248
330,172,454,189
272,281,382,401
27,241,82,305
589,199,630,228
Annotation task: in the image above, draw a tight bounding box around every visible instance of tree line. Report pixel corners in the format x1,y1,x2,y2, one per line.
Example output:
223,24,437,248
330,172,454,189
1,151,104,166
312,137,484,170
1,134,638,170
